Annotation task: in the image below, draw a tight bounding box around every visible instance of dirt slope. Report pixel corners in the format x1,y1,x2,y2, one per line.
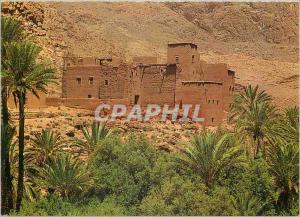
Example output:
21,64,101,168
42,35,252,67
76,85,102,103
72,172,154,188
1,2,299,107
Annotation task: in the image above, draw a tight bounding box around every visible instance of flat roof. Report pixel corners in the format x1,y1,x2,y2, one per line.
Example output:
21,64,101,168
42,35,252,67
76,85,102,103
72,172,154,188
168,43,197,49
181,80,223,85
138,63,176,67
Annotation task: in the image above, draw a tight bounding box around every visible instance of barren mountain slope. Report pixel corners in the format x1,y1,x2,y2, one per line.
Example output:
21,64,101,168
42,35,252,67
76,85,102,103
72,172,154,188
2,2,299,107
166,3,298,45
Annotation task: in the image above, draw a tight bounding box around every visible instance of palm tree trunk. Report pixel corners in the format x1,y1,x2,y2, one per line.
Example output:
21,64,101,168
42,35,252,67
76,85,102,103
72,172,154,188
255,138,261,158
2,86,9,126
1,87,14,214
16,92,25,211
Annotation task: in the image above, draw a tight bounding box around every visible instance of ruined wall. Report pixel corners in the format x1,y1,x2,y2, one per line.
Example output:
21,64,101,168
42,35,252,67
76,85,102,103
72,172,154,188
99,64,130,99
132,56,157,65
132,64,176,106
129,66,142,105
46,97,129,110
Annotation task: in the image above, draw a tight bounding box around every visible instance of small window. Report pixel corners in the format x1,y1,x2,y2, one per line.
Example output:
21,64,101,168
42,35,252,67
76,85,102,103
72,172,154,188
88,94,92,98
67,63,70,66
76,77,81,85
134,95,140,104
212,117,214,123
208,100,210,104
105,80,108,85
192,55,195,63
212,100,214,104
175,56,179,63
89,77,94,85
217,100,219,105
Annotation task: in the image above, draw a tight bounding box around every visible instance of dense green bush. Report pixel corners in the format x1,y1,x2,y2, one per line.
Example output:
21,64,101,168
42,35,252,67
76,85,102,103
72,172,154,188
12,196,73,216
139,175,236,215
69,197,128,216
88,134,159,206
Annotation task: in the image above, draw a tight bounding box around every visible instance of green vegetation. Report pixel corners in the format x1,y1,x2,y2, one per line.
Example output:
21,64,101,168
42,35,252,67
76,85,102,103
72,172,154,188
1,17,299,216
1,16,56,213
1,17,26,214
72,121,113,156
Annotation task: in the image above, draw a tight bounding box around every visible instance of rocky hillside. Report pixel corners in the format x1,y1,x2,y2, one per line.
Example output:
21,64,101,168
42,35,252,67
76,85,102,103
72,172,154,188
166,3,298,45
1,2,299,107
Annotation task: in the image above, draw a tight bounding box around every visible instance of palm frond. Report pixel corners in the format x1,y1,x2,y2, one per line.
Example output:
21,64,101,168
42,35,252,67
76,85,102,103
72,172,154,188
178,132,246,187
71,121,112,156
37,153,93,199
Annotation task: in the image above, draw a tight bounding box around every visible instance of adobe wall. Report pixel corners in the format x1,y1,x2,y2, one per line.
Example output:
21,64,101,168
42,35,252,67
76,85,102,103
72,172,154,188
8,92,47,109
99,64,130,99
132,64,176,106
46,97,130,110
167,43,203,105
62,65,102,99
201,62,235,111
63,56,112,68
132,56,157,65
167,43,201,80
45,97,63,107
129,67,143,104
62,63,130,100
63,56,98,68
179,82,224,126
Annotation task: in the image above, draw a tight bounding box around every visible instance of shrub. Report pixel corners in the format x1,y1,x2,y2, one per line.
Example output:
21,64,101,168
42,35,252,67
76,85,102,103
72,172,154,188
89,134,159,206
139,175,236,216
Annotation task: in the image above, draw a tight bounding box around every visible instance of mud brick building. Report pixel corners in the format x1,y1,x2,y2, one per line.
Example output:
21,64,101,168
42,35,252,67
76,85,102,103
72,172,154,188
47,43,235,126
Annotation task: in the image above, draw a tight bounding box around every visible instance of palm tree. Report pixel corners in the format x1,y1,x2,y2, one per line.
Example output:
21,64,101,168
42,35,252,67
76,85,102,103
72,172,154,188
1,17,25,124
37,153,93,200
4,41,56,211
229,84,272,122
1,125,16,212
274,106,299,145
73,121,112,156
267,142,299,211
232,192,264,215
229,84,280,158
236,102,278,158
27,129,64,166
178,132,246,188
1,17,25,214
9,140,39,204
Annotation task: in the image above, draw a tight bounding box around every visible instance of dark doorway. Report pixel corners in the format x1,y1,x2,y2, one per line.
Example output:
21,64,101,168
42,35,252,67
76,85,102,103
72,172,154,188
134,95,140,104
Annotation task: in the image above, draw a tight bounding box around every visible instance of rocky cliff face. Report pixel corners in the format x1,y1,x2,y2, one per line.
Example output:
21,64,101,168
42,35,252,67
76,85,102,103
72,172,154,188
1,2,298,107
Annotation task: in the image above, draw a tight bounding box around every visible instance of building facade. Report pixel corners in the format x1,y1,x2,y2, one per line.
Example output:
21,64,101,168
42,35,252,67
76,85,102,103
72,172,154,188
47,43,235,126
